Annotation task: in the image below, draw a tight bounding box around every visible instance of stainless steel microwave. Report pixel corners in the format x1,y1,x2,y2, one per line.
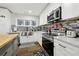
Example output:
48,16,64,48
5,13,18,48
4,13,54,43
47,6,62,23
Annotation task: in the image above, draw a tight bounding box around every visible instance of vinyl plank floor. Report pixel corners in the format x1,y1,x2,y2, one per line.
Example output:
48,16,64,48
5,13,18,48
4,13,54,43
16,42,42,56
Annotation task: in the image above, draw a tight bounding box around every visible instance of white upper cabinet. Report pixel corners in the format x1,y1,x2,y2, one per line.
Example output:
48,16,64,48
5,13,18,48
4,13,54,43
40,3,79,25
62,3,79,20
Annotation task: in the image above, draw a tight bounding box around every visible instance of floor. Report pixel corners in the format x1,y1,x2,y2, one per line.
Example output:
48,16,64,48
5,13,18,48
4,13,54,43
16,31,48,56
16,42,48,56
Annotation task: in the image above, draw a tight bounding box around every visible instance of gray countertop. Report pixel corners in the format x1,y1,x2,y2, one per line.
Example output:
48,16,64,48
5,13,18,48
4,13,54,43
54,36,79,48
42,33,56,42
42,32,79,48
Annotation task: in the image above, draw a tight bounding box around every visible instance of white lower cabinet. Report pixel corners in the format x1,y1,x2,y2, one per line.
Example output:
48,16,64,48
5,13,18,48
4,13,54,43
2,45,13,56
6,45,13,56
2,50,9,56
13,38,18,55
20,36,33,44
54,39,79,56
54,40,69,56
1,37,19,56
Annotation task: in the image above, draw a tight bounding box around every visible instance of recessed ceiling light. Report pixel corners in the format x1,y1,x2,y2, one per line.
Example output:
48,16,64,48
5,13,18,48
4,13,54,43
28,10,32,14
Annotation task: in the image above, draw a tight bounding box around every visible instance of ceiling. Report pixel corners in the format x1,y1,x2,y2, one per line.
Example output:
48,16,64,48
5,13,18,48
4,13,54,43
0,3,49,16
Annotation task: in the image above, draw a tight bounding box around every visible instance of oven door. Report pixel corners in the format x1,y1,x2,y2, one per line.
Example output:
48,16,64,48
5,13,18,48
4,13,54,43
42,37,54,56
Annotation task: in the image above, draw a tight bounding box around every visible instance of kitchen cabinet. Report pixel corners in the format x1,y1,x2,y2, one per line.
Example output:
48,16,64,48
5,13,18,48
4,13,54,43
14,38,19,50
54,37,79,56
0,35,19,56
40,3,79,25
54,39,70,56
20,35,33,44
2,45,13,56
12,37,19,55
62,3,79,20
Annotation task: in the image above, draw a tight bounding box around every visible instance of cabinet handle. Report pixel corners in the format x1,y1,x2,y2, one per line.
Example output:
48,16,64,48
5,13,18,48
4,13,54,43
3,52,7,56
59,44,66,48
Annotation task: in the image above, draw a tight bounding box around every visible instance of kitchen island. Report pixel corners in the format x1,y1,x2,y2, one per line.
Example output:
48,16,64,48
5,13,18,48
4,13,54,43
0,34,19,56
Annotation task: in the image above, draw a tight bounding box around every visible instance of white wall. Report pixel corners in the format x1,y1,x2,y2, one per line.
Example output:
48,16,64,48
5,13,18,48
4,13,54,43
11,14,39,27
0,8,11,34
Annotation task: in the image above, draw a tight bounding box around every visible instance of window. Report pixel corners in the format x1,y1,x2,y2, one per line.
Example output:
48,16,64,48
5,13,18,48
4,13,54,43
25,20,30,25
17,20,36,26
17,20,24,25
31,21,36,26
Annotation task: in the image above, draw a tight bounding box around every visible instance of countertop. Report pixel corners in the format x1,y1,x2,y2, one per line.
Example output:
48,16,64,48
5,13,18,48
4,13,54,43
0,34,18,48
8,32,20,34
42,33,79,48
54,36,79,48
42,33,54,42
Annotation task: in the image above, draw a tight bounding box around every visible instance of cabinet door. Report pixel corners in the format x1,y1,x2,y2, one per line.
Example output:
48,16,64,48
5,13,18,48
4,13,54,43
54,39,72,56
54,43,65,56
2,50,9,56
54,40,67,56
7,45,13,56
12,38,18,56
13,39,18,51
58,40,79,56
54,39,79,56
2,45,13,56
62,3,79,20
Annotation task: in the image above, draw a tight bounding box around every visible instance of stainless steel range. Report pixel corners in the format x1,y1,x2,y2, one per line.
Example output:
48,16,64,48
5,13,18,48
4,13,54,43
42,33,54,56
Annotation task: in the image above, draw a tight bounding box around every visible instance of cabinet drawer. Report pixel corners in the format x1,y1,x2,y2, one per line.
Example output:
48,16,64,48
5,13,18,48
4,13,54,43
57,40,79,56
54,45,68,56
2,45,13,56
54,40,71,56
